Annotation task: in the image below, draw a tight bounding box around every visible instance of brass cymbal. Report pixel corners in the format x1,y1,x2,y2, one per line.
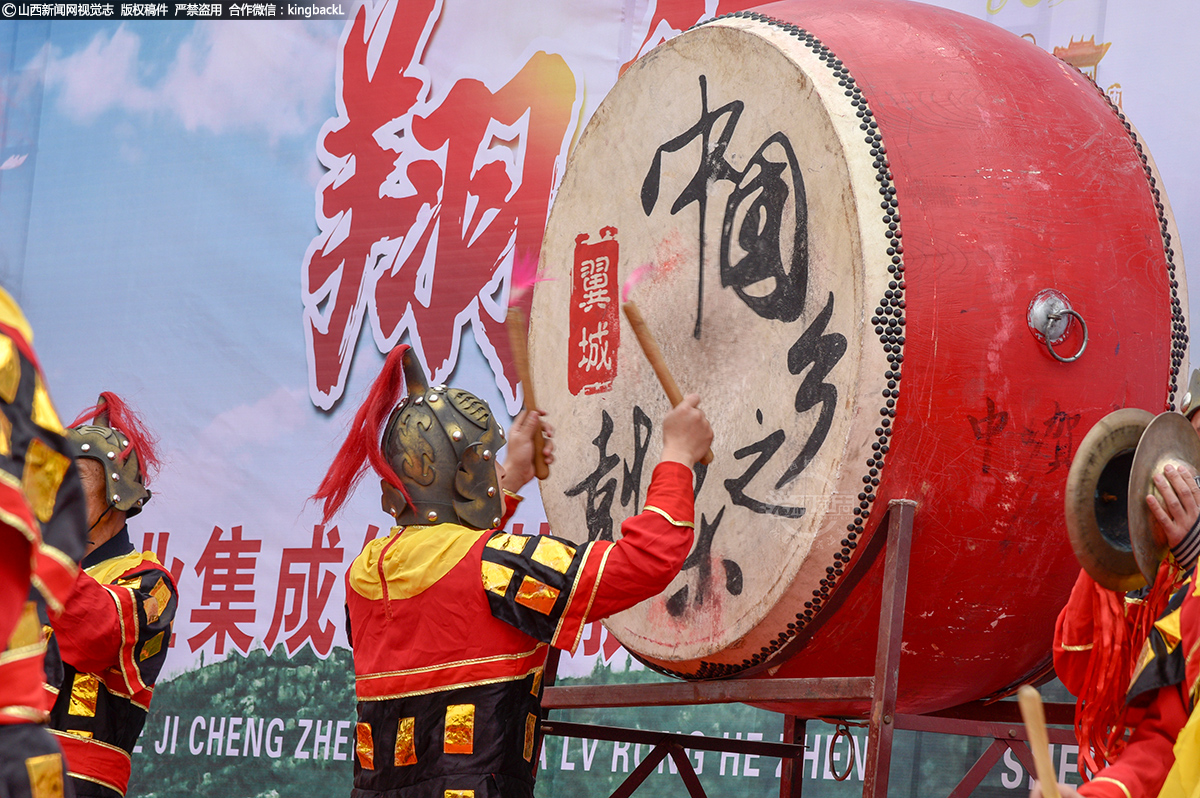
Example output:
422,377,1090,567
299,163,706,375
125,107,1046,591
1127,411,1200,585
1065,408,1153,592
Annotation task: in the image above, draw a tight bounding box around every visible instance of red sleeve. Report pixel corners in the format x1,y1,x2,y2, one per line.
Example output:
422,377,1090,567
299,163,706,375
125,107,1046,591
1078,684,1188,798
1055,570,1103,697
49,570,124,674
544,461,694,654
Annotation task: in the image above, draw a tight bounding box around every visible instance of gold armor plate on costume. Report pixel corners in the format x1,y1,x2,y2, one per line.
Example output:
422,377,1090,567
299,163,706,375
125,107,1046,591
531,537,575,573
514,577,559,615
31,377,63,433
486,534,528,555
24,752,65,798
22,438,70,523
356,722,375,770
140,631,164,662
0,335,21,404
481,562,515,596
394,717,417,767
68,673,99,717
443,704,474,755
0,408,12,456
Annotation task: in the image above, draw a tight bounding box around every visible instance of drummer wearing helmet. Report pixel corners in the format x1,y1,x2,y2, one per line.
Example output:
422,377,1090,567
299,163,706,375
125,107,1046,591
1034,369,1200,798
314,345,712,798
44,394,178,798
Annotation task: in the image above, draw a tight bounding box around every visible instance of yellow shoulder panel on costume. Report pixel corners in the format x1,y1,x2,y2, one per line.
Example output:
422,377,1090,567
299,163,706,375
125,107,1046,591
0,286,34,345
348,525,488,601
85,550,163,586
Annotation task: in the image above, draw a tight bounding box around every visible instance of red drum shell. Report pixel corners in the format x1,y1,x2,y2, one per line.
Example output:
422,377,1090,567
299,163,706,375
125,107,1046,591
532,0,1185,716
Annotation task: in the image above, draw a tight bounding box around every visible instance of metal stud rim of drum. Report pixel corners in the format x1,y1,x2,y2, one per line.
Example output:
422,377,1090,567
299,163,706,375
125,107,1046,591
1081,76,1188,407
629,10,909,682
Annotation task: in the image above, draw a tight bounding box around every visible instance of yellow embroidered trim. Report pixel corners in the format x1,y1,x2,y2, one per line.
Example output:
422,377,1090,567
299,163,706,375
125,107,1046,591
358,666,546,702
1091,777,1132,798
358,646,546,683
643,504,694,529
1060,643,1094,652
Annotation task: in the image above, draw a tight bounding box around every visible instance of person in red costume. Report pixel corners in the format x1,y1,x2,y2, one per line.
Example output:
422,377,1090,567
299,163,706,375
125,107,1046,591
45,394,177,798
313,344,713,798
0,286,87,798
1035,379,1200,798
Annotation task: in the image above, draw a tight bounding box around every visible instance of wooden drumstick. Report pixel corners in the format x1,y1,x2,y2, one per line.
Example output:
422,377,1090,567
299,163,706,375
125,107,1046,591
621,301,714,465
1018,685,1061,798
505,307,549,480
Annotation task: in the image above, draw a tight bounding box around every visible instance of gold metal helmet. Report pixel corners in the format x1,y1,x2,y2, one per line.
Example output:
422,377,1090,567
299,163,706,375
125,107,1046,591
65,392,156,517
380,348,506,529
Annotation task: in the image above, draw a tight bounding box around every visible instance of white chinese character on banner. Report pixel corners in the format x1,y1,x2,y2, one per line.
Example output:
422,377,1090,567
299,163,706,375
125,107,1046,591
577,256,610,312
576,321,612,373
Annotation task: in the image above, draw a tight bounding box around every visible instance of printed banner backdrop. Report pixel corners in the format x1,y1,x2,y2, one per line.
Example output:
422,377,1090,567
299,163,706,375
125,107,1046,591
0,1,1198,795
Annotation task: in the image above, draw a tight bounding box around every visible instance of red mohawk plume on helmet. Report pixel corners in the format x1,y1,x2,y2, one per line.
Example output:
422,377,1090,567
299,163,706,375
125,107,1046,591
313,345,413,525
70,391,161,486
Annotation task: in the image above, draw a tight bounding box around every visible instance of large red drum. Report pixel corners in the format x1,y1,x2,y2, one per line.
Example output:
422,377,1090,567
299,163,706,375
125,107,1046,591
529,0,1187,715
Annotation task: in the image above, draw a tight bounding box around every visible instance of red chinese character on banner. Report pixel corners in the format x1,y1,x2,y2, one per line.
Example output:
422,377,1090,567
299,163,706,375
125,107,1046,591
188,525,262,655
303,0,579,411
264,525,345,656
141,532,185,648
623,0,761,75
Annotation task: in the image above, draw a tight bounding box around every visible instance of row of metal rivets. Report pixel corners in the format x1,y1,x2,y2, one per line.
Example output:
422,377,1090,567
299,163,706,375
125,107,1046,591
669,10,904,680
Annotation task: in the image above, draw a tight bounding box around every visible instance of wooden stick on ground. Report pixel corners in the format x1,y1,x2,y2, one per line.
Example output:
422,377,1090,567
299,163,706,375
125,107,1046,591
622,300,713,465
505,307,549,480
1018,685,1061,798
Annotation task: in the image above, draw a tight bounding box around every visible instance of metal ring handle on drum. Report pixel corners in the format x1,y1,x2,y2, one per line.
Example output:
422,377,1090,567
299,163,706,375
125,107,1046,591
827,722,855,782
1044,309,1088,363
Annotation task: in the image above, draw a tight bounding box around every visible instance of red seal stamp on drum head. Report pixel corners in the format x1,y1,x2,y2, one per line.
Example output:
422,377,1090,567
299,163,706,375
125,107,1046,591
568,228,621,395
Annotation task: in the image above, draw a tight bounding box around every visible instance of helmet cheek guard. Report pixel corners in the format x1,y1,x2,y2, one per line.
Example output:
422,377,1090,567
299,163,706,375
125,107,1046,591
455,443,504,530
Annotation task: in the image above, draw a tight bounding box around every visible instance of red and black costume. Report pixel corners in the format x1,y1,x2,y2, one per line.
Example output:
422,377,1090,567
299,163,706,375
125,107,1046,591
47,528,177,798
315,345,698,798
1055,560,1199,798
44,393,173,798
347,465,694,798
0,289,87,798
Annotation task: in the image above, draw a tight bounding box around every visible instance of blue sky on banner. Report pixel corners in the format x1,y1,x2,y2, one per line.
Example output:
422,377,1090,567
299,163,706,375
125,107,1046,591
0,0,1198,676
1,7,614,672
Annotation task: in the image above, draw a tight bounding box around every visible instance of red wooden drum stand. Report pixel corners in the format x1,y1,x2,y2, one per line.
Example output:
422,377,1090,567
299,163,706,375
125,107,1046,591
530,0,1185,718
541,501,1078,798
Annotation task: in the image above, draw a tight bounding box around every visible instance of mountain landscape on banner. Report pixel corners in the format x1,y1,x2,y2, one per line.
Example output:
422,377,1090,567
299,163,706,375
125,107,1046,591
127,648,1081,798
